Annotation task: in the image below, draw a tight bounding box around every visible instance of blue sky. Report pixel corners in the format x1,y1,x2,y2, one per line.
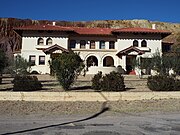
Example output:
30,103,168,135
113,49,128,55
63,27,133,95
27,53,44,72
0,0,179,23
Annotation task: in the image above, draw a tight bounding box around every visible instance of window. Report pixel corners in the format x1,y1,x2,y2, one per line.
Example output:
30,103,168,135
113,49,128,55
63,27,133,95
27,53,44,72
80,40,86,49
37,38,44,45
46,38,53,45
141,40,147,47
90,40,95,49
69,40,76,48
99,40,105,49
109,41,115,49
39,56,45,65
29,55,36,66
133,40,138,47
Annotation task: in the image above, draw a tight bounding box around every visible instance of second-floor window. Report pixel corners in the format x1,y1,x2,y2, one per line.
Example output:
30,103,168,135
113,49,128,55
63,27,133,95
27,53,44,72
69,40,76,49
46,38,53,45
141,40,147,47
133,40,138,47
80,40,86,49
99,40,105,49
37,38,44,45
90,40,95,49
109,41,115,49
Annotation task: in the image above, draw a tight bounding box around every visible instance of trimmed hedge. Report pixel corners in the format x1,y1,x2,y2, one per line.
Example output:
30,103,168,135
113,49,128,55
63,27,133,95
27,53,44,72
92,71,125,91
12,75,42,91
147,75,180,91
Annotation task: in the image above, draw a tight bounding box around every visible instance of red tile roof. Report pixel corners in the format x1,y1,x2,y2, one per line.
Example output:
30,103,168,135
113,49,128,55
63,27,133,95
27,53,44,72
13,25,171,36
73,27,113,35
14,25,75,32
112,27,171,34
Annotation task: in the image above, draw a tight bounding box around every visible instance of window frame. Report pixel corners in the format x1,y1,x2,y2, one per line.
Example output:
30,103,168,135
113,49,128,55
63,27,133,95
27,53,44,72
69,40,76,49
133,40,138,47
37,38,44,45
109,41,115,49
29,55,36,66
80,40,86,49
46,38,53,45
90,40,95,49
141,40,147,47
99,40,105,49
39,56,45,65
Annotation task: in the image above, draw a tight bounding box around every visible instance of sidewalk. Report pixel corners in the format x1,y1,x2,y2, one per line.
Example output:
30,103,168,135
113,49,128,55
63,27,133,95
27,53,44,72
0,91,180,101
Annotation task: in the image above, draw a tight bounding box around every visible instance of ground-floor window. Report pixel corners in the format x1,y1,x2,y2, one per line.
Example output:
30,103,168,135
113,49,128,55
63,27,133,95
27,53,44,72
29,55,36,66
39,56,45,65
103,56,114,67
86,56,98,67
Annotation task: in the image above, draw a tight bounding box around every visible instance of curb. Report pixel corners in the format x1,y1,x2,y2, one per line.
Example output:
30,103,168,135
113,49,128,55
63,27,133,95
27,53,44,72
0,92,180,101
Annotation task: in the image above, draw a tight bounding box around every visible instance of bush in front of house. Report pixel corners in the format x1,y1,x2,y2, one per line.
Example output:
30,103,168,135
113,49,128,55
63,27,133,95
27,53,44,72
147,75,180,91
91,71,102,90
92,71,125,91
101,71,125,91
12,75,42,91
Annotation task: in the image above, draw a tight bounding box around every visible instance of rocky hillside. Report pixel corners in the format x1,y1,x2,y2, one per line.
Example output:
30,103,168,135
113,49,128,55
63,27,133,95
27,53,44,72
0,18,180,58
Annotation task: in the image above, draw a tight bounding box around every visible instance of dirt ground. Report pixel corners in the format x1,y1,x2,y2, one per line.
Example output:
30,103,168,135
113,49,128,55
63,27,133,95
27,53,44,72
0,74,150,92
0,74,179,117
1,99,180,118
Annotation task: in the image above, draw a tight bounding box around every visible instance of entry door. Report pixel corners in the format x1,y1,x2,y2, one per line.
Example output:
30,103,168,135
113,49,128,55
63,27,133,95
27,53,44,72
126,55,136,74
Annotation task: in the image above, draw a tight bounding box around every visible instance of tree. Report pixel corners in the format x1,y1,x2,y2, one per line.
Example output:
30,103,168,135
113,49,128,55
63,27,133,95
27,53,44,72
51,52,85,90
0,49,7,84
5,55,31,76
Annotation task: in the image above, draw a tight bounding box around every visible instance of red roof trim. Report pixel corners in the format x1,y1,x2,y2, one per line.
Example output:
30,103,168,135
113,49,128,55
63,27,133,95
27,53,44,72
43,44,69,54
116,46,145,56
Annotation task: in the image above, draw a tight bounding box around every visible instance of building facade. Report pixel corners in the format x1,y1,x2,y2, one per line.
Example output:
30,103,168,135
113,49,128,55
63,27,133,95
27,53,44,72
13,24,171,75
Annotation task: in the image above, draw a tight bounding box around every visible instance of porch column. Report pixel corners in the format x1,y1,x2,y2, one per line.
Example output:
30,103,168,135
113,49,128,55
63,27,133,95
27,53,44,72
122,55,126,71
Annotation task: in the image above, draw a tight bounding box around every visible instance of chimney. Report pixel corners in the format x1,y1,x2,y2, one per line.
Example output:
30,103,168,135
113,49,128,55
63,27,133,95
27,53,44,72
152,24,156,29
52,22,56,26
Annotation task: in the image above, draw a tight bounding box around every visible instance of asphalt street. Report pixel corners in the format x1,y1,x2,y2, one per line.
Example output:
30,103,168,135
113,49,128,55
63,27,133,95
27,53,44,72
0,112,180,135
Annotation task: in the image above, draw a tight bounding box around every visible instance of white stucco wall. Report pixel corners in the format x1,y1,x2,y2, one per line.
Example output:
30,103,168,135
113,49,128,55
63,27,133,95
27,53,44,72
21,31,69,74
18,31,165,75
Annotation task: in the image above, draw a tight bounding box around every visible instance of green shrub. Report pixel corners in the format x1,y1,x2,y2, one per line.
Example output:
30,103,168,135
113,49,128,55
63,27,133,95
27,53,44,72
101,71,125,91
91,71,102,90
51,52,85,90
92,71,125,91
174,79,180,90
147,75,179,91
12,75,42,91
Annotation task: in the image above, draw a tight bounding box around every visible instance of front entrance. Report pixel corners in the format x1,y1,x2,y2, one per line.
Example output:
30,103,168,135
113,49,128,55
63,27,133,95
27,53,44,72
126,55,136,74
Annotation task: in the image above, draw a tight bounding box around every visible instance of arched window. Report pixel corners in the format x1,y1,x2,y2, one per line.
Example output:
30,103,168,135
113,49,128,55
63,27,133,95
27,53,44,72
37,38,44,45
80,40,86,49
133,40,138,47
99,40,105,49
86,56,98,67
141,40,147,47
69,40,76,48
103,56,114,67
109,41,115,49
90,40,95,49
46,38,53,45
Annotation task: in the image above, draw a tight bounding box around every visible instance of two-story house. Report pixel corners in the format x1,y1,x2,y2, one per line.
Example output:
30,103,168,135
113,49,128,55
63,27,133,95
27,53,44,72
13,23,171,75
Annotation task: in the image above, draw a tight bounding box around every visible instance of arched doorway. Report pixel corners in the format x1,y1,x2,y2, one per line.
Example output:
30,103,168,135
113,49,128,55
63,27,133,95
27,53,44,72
103,56,114,67
86,56,98,67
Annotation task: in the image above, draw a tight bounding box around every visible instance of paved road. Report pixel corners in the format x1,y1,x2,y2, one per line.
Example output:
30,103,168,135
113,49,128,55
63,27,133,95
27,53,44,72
0,113,180,135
